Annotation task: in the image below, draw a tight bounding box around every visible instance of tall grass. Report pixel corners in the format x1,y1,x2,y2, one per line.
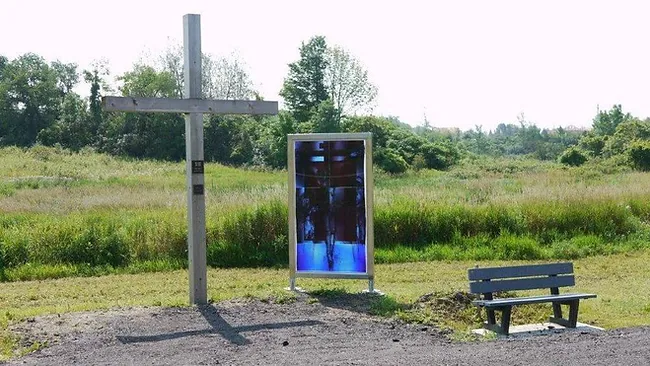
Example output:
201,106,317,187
1,146,650,281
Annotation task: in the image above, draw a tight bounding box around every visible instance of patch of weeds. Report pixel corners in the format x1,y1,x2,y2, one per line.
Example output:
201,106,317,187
0,331,19,362
407,291,483,324
368,296,404,317
16,339,48,358
643,304,650,314
265,291,297,305
307,288,408,316
308,288,348,298
447,327,484,342
241,293,257,301
0,326,49,362
167,300,187,308
306,298,319,305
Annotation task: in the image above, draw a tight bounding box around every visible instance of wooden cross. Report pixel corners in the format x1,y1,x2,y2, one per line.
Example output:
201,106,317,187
101,14,278,305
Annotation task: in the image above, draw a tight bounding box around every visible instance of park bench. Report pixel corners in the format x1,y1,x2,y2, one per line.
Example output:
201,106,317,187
468,262,597,335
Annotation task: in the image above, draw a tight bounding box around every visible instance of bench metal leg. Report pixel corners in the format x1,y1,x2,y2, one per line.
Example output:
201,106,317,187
486,309,497,325
568,299,579,327
549,300,580,328
483,306,512,335
500,306,512,335
552,301,563,319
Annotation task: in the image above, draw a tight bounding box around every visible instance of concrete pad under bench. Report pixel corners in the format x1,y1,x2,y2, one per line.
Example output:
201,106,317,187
472,322,605,339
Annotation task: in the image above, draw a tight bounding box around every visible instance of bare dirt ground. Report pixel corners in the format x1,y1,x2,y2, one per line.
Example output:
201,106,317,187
3,293,650,366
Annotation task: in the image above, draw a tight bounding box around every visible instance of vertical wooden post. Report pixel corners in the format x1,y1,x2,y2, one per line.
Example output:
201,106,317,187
364,135,374,292
184,14,207,305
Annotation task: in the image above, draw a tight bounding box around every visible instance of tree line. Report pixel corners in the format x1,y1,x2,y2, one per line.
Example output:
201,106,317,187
2,36,650,173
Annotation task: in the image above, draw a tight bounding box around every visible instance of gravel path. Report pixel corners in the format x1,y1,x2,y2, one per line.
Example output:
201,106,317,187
4,295,650,366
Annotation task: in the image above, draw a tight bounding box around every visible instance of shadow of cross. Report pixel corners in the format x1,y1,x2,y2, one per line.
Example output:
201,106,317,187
116,305,323,346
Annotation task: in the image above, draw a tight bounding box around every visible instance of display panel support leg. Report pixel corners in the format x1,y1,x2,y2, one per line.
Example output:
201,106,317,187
362,278,384,295
285,277,304,292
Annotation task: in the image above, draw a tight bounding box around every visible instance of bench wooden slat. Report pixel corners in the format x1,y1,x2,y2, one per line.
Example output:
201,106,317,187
469,274,575,294
473,293,597,308
468,262,573,281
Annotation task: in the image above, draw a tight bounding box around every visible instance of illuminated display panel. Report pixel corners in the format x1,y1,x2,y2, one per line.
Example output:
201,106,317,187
288,133,374,280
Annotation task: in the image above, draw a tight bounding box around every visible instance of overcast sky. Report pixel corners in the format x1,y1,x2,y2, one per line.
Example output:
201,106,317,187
2,0,648,131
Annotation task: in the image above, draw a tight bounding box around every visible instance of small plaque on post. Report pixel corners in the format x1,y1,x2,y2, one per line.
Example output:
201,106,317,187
193,184,204,195
192,160,204,174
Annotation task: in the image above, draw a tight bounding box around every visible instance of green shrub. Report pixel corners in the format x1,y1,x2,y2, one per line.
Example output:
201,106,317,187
578,134,606,157
559,147,588,166
628,140,650,171
420,142,460,170
374,148,409,174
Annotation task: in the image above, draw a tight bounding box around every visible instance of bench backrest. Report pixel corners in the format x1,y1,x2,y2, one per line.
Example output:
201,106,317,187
468,262,575,294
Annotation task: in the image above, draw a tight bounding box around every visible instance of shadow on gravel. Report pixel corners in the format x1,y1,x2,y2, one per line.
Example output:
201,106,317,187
307,288,409,317
116,305,323,346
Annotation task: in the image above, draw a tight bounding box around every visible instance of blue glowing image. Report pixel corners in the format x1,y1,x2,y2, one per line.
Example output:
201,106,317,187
294,140,366,274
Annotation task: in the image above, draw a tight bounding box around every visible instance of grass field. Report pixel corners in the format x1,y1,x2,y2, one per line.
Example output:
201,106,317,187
2,145,650,280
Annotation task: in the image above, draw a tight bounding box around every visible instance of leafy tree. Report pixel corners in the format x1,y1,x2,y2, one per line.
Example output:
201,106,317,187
309,99,341,133
255,111,297,168
462,125,495,155
515,115,543,155
324,45,377,116
51,61,79,99
341,115,394,149
156,42,255,100
204,115,257,165
37,93,93,150
204,116,238,163
0,56,7,75
577,132,607,157
203,52,254,100
494,123,518,137
603,118,650,157
229,128,255,165
118,65,177,98
279,36,329,123
0,55,10,143
593,104,631,136
104,65,184,160
83,60,112,146
0,53,60,146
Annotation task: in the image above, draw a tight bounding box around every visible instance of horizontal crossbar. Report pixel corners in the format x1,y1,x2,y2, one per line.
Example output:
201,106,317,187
468,262,573,281
102,96,278,115
473,293,597,308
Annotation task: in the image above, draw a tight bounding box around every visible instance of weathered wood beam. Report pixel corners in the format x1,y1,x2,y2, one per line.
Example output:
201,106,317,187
102,96,279,115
